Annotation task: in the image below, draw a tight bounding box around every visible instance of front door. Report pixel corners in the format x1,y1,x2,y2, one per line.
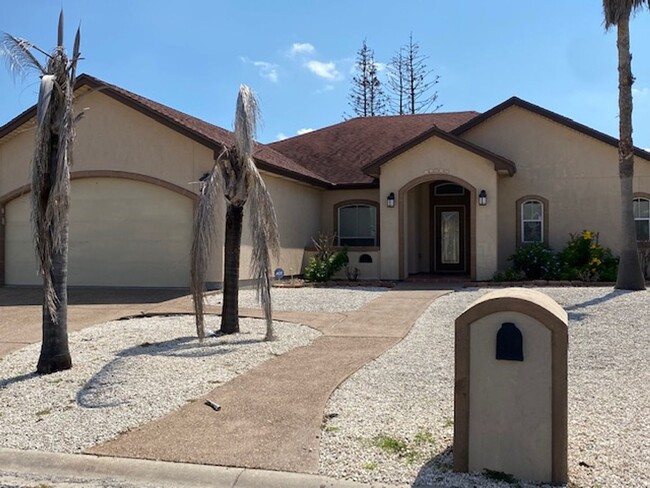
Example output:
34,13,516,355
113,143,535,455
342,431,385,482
434,205,466,272
430,181,470,274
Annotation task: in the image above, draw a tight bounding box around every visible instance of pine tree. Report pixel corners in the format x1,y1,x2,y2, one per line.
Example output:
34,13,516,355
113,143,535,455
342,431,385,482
388,34,440,114
347,39,386,117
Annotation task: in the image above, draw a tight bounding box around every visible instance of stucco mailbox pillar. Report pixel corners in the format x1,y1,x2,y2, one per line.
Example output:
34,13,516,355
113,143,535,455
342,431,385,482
453,288,568,484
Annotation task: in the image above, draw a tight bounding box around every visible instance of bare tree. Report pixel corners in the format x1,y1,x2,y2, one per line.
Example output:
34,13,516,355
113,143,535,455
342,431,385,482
388,34,440,114
2,11,82,373
347,39,386,117
191,85,280,340
603,0,647,290
386,46,407,115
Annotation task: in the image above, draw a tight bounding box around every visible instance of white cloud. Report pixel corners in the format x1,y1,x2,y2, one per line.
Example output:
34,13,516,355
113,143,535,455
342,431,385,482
375,62,387,72
240,57,279,83
297,128,314,135
306,60,341,80
633,87,650,97
290,43,315,56
276,133,288,141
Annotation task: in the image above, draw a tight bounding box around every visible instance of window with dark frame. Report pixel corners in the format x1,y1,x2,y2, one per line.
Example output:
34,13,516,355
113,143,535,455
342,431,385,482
338,204,377,246
521,200,544,243
634,197,650,241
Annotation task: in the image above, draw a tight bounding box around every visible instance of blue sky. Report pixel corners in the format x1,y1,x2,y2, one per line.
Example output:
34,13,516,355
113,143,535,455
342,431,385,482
2,1,650,147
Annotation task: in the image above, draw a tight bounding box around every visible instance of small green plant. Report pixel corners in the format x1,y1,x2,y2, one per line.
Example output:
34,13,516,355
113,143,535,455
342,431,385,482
492,268,526,282
35,408,51,417
483,468,518,484
414,430,436,446
372,433,408,455
325,426,340,433
304,233,348,282
443,417,454,428
363,461,378,470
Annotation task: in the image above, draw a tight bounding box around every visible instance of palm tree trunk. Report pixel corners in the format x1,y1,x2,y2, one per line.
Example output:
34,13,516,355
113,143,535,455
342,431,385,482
221,203,244,334
36,136,72,374
615,14,646,290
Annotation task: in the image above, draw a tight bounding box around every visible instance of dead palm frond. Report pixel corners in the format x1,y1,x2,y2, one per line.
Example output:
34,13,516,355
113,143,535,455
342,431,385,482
3,11,82,373
603,0,649,27
190,85,280,340
3,10,81,318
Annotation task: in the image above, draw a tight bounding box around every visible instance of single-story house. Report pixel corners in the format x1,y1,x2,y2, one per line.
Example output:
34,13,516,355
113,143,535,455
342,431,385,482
1,74,649,287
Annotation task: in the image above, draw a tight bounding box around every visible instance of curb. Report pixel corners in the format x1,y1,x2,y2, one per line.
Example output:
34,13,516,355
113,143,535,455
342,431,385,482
0,448,395,488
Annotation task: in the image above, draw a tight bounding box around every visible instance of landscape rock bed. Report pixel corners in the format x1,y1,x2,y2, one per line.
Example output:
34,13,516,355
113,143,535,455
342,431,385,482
320,287,650,487
0,316,319,454
207,286,388,312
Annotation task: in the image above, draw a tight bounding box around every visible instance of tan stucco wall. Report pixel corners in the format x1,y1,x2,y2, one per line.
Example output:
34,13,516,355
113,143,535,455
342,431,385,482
6,177,193,286
1,91,326,287
238,172,322,279
380,136,498,280
468,310,552,482
0,124,34,199
407,184,431,274
460,106,650,268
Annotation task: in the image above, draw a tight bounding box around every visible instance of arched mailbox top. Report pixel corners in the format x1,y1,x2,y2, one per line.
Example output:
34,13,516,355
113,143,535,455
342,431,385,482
456,288,568,334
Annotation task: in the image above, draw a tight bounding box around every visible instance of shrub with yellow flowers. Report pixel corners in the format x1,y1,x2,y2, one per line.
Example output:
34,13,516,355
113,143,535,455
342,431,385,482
558,230,618,281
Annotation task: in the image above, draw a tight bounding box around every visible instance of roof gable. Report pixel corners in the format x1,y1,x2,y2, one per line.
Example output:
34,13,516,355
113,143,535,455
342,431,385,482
452,96,650,162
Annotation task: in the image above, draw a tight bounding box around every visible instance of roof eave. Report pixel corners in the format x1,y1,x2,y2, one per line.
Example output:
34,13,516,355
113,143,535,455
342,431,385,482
452,96,650,162
362,125,516,177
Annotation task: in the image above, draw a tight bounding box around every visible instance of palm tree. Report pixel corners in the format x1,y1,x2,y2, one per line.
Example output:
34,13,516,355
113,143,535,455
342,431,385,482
603,0,648,290
2,12,82,373
191,85,280,340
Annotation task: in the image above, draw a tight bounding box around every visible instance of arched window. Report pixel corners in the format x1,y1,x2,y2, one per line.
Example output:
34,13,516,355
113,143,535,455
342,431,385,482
634,197,650,241
520,199,544,243
336,202,378,247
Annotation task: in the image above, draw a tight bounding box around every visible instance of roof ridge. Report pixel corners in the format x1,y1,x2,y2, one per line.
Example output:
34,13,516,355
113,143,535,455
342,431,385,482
269,110,481,147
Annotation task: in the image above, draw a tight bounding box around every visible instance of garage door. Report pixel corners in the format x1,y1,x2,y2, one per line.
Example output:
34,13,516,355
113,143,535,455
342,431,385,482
5,177,193,287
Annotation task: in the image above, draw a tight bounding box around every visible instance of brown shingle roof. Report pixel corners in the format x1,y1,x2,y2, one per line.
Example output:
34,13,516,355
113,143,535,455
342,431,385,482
0,74,332,187
77,75,332,186
268,112,481,186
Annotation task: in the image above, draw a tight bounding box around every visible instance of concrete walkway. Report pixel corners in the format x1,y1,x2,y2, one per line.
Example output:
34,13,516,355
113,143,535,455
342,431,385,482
87,287,448,474
0,287,189,357
1,285,449,483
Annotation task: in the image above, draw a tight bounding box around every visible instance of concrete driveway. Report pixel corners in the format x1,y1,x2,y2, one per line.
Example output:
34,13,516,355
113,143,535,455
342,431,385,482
0,287,191,358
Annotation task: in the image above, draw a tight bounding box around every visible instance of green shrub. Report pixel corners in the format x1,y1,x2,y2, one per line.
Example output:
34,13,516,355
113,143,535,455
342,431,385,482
559,230,618,281
492,268,526,282
496,230,619,282
508,242,559,280
304,233,348,282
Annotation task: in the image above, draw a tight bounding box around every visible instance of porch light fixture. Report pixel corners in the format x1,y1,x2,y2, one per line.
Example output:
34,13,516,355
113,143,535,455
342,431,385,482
387,192,396,208
479,190,487,206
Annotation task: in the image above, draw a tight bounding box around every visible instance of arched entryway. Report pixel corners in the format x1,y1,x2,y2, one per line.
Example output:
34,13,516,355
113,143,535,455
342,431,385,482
398,174,477,280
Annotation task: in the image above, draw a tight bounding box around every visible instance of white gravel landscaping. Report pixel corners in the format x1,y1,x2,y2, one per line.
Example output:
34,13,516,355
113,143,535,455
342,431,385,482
320,287,650,488
0,315,320,454
206,286,388,312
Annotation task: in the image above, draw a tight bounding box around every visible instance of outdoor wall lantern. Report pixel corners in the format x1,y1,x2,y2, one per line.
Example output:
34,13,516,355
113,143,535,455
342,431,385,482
387,192,396,208
478,190,487,207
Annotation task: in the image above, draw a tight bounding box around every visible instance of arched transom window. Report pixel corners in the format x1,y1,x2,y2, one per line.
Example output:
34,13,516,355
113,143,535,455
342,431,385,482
338,204,377,246
521,200,544,243
634,197,650,241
